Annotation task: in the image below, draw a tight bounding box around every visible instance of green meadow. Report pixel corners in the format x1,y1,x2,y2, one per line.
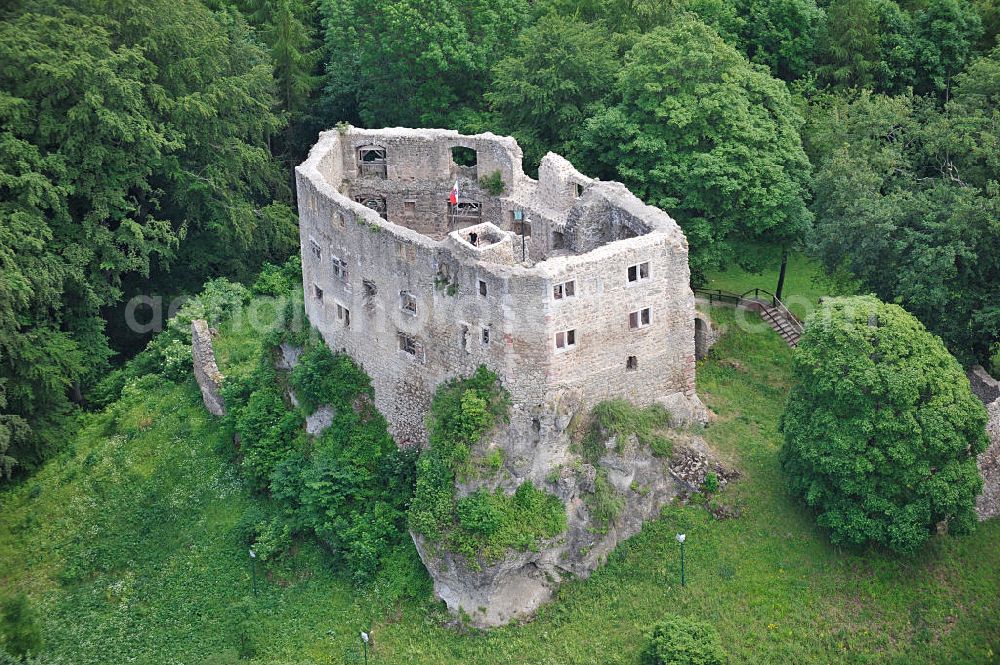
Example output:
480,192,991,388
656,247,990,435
0,262,997,664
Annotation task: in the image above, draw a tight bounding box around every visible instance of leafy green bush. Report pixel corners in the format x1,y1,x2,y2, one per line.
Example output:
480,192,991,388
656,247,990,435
289,344,370,413
409,367,566,563
251,256,302,296
159,338,193,382
227,335,417,583
225,362,304,488
426,366,510,471
780,296,989,555
233,506,268,548
641,614,726,665
251,517,293,562
0,594,42,658
582,400,673,463
452,482,566,561
702,472,719,494
478,170,505,195
408,452,458,541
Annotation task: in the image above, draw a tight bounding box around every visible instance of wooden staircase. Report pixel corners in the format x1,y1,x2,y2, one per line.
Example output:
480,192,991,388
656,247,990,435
759,302,802,347
694,287,805,349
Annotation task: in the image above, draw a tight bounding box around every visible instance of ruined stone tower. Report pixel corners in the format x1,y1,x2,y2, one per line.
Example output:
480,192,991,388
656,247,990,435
295,127,710,625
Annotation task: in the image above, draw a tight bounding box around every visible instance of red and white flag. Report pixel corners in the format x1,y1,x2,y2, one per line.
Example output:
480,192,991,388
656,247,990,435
449,180,459,205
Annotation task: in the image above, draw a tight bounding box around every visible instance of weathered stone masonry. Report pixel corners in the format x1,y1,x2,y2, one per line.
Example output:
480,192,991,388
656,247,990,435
192,319,225,417
295,127,704,448
969,366,1000,520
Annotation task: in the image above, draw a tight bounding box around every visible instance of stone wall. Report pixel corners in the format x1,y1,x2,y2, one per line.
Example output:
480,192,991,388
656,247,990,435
296,127,704,446
192,319,225,416
969,365,1000,405
969,366,1000,520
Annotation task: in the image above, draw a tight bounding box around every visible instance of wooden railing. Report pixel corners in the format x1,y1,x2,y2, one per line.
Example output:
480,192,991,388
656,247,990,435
694,286,804,337
692,288,742,306
739,288,804,336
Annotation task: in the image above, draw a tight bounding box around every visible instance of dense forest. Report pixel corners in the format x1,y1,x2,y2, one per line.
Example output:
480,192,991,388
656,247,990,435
1,0,998,485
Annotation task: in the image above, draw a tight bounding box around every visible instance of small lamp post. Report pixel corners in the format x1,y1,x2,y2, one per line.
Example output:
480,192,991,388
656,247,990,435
676,533,686,587
360,631,370,665
249,547,257,596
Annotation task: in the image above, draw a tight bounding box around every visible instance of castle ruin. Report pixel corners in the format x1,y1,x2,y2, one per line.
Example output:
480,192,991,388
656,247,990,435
295,126,712,625
295,127,706,443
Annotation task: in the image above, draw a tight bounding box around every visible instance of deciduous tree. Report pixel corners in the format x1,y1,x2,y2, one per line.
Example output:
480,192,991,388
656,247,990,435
0,0,296,478
817,0,916,93
807,89,1000,365
578,16,812,279
487,14,617,165
320,0,527,127
781,296,988,554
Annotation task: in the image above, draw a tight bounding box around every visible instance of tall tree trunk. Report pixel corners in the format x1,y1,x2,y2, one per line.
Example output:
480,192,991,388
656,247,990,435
775,249,788,301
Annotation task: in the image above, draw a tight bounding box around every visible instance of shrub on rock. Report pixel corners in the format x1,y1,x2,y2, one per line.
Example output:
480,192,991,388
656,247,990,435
780,296,989,554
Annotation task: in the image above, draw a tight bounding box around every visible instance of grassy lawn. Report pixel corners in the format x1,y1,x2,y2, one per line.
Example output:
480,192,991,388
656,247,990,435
1,301,997,663
702,251,859,320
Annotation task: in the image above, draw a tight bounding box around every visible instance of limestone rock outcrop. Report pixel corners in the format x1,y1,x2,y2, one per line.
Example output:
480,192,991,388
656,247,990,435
192,319,225,416
414,415,732,627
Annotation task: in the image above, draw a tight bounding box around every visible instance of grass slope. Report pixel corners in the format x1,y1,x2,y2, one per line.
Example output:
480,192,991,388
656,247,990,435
1,286,998,663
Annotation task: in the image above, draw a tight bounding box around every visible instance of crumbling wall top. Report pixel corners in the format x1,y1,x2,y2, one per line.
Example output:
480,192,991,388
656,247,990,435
296,126,687,273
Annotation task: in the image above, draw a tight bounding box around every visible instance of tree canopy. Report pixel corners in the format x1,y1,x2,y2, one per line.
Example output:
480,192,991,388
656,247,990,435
0,0,296,476
487,13,617,166
578,15,813,279
806,60,1000,366
781,296,988,555
319,0,528,128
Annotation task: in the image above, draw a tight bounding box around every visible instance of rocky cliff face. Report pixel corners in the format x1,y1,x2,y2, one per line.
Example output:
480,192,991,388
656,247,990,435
413,408,733,627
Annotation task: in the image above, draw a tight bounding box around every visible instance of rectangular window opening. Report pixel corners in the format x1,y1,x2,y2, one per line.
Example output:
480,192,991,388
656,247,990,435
478,279,488,297
628,261,650,283
309,238,322,260
629,307,651,330
400,291,417,315
398,333,417,356
551,230,565,250
363,279,377,298
357,146,387,178
626,355,638,371
553,280,576,300
332,257,349,283
481,328,490,345
313,284,323,300
336,303,351,327
555,329,577,351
